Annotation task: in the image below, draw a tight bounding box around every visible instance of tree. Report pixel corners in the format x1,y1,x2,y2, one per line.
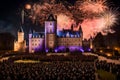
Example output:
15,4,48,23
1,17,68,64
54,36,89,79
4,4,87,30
93,33,106,48
0,32,15,50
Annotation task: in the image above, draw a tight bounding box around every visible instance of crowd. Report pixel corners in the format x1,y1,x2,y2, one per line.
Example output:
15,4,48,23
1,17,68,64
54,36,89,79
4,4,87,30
0,61,95,80
1,53,120,80
95,60,120,80
7,54,98,62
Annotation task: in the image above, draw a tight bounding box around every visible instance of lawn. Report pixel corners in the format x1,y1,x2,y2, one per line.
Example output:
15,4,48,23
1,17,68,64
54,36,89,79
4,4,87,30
14,60,40,63
97,70,116,80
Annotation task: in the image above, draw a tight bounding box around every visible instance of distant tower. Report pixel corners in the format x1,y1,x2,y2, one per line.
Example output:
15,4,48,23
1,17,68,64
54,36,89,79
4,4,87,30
79,26,83,39
79,25,83,47
90,37,93,49
14,27,26,52
45,14,57,52
71,24,74,31
18,27,24,42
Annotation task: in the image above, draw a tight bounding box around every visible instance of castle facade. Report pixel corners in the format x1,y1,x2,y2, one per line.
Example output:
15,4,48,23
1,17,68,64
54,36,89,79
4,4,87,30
14,14,91,53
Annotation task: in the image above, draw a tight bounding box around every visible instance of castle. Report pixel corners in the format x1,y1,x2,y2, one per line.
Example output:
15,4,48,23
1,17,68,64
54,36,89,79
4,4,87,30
14,14,91,53
14,27,26,52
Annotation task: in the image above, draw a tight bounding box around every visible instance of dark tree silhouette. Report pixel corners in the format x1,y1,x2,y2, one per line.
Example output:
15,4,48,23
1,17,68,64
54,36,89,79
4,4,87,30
93,33,106,48
0,32,15,50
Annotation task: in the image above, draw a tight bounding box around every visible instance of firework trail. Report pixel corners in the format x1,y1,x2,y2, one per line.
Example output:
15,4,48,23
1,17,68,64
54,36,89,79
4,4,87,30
26,0,118,40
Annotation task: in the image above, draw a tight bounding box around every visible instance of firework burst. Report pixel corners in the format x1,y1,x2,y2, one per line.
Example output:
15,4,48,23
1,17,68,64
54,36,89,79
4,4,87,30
29,2,73,24
81,10,118,39
25,0,118,40
101,10,118,28
79,0,108,14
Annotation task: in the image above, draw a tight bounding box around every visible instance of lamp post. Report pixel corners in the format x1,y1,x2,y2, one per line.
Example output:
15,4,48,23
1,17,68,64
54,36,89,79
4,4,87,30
21,4,32,24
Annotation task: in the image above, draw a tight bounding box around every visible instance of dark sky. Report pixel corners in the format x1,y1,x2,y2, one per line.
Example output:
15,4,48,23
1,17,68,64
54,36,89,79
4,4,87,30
0,0,120,38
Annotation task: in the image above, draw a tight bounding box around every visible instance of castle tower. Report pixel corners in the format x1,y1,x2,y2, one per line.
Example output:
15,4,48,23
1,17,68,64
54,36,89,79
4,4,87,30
90,37,93,49
18,27,24,42
45,14,57,52
14,27,26,52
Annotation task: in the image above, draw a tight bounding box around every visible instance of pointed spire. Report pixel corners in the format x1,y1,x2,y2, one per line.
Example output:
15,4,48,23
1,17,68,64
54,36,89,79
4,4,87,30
79,25,82,33
18,26,24,32
71,24,74,31
29,28,32,34
47,14,56,21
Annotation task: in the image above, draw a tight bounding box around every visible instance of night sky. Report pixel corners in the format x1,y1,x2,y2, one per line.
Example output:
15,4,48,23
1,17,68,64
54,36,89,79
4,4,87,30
0,0,120,40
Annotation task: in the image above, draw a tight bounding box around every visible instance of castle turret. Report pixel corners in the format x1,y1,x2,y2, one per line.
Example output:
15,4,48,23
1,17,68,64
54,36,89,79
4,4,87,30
45,14,57,52
71,24,74,31
18,27,24,42
14,26,26,52
79,26,83,39
79,25,83,47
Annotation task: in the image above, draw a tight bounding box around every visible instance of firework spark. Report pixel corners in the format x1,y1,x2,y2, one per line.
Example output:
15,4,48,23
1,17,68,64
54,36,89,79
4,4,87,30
29,2,72,24
57,14,74,30
77,0,118,39
25,0,118,40
78,0,108,14
81,10,118,39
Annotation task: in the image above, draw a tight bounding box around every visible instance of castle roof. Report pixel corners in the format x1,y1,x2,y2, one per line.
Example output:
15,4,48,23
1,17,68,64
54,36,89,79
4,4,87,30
18,27,23,32
57,30,81,38
47,14,56,21
32,32,44,38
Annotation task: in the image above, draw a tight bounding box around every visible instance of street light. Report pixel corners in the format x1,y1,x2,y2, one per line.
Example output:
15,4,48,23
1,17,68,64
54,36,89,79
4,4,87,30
25,4,31,10
21,4,32,24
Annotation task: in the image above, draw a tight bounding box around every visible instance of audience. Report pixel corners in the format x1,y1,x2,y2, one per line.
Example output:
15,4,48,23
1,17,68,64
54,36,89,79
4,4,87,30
0,54,97,80
95,60,120,80
0,53,119,80
0,61,95,80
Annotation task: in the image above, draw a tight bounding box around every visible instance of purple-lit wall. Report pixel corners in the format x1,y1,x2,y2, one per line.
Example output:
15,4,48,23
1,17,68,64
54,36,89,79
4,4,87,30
45,21,56,34
45,21,57,49
29,38,44,53
55,46,84,52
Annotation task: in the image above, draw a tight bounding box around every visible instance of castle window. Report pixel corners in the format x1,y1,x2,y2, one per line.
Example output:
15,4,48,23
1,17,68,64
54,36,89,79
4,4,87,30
50,28,52,33
50,23,52,25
